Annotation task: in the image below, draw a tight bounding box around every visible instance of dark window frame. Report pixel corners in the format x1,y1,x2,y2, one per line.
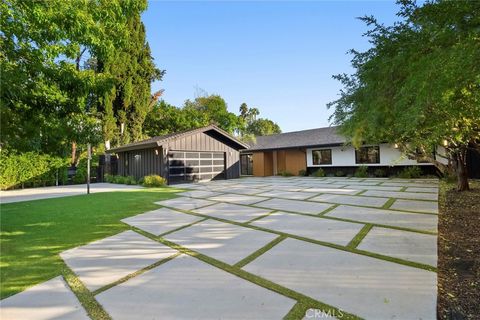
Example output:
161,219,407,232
355,146,380,164
312,149,332,165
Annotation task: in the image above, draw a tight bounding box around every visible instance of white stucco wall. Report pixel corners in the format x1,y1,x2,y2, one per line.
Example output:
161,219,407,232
306,143,434,167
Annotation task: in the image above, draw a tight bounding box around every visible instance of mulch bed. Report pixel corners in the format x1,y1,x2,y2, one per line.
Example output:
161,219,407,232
437,181,480,320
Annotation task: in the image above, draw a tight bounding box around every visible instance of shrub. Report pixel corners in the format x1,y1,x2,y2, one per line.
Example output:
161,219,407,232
142,175,166,187
104,174,114,183
0,151,68,190
124,176,137,185
312,168,325,177
278,171,294,177
398,166,422,179
113,175,127,184
354,165,368,178
298,169,307,176
374,168,387,177
335,170,345,177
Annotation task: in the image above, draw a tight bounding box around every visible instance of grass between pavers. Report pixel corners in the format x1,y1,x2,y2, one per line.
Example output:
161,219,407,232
159,204,437,272
346,224,373,249
129,227,362,320
0,187,182,299
234,235,286,268
382,198,397,209
62,263,112,320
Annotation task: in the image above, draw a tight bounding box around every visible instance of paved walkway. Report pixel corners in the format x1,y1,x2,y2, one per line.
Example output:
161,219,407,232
0,183,143,204
1,177,439,320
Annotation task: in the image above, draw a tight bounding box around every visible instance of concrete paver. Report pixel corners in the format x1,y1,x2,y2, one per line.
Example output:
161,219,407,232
243,238,436,320
310,194,389,208
155,197,216,211
0,276,89,320
326,205,438,232
165,220,277,264
60,230,177,291
96,254,296,320
193,202,273,223
357,227,437,266
255,198,333,215
121,207,203,236
251,211,364,246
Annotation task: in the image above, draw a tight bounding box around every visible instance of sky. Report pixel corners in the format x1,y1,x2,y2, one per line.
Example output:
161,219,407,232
142,1,401,133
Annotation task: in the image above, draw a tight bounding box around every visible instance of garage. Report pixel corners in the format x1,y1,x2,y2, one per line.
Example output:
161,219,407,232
168,151,226,183
107,125,248,184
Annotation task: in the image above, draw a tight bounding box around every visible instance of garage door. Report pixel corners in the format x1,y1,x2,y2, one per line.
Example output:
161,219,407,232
168,151,226,183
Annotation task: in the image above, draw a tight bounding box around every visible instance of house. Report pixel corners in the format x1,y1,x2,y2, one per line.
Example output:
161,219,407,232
240,126,443,177
106,125,248,183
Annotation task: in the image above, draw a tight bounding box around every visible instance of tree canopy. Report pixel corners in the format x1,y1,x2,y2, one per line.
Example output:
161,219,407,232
144,97,281,138
0,0,155,160
328,0,480,190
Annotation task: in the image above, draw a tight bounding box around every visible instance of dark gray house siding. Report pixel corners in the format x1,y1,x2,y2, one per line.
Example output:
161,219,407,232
108,125,247,184
117,147,163,180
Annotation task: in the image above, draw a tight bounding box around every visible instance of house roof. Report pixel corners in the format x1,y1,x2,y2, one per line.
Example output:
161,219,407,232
107,125,249,153
246,126,346,151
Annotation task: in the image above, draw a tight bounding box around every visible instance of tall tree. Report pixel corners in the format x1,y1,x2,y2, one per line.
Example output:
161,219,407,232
99,8,163,148
246,118,282,136
0,0,144,159
328,0,480,191
183,95,241,134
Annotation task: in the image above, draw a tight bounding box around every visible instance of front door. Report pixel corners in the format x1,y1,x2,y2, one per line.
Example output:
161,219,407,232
240,153,253,176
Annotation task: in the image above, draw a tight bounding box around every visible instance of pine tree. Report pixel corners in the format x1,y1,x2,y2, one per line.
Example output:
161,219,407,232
99,8,163,148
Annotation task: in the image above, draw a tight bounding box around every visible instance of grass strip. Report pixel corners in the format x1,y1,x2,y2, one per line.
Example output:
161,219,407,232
245,210,278,224
382,198,397,209
131,231,362,320
318,204,339,216
234,235,286,268
62,263,111,320
92,252,182,296
347,224,373,249
159,204,437,271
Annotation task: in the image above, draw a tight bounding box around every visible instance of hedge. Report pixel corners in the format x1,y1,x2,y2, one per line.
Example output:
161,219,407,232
0,152,69,190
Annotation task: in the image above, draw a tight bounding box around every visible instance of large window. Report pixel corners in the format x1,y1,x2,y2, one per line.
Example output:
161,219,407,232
312,149,332,165
355,146,380,164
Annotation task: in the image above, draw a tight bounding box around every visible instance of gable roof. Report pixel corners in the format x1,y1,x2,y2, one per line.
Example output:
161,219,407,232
107,125,249,153
246,126,346,151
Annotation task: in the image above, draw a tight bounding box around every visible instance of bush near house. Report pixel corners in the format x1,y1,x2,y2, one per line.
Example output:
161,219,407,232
354,165,369,178
298,169,307,176
312,168,325,177
398,166,422,179
335,170,346,177
142,175,166,187
277,171,293,177
374,168,387,177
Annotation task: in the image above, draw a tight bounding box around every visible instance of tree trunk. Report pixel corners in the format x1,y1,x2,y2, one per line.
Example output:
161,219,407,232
453,149,469,191
71,141,77,167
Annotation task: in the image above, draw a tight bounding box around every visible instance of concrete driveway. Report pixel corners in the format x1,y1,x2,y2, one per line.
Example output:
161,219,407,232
1,177,439,320
0,183,143,204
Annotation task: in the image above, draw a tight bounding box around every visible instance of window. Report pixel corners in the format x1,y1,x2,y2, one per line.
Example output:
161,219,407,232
312,149,332,165
355,146,380,164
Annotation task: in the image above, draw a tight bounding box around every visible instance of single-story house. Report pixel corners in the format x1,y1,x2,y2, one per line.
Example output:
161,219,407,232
106,125,479,182
106,125,248,184
240,126,448,177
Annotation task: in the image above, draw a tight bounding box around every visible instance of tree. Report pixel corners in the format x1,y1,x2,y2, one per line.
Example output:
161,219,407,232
328,0,480,191
99,9,164,148
143,100,198,137
246,118,282,136
1,0,146,160
183,95,241,134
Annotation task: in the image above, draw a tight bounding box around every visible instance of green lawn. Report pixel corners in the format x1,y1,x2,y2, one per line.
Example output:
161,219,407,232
0,187,182,299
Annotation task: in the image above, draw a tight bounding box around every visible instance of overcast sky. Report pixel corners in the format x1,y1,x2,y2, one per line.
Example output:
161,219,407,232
143,1,400,132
